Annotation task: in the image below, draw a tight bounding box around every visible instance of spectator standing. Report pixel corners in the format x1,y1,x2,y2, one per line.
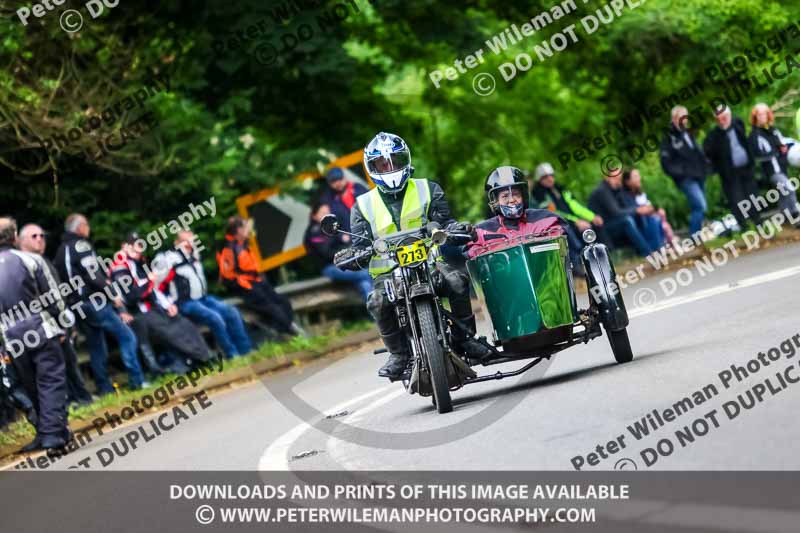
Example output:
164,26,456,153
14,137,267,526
155,230,252,359
588,168,658,257
304,202,372,301
217,216,300,336
18,223,93,406
0,217,70,451
660,105,711,235
319,167,368,232
109,233,212,374
530,161,609,275
622,168,671,246
54,214,145,393
748,103,800,222
703,105,762,229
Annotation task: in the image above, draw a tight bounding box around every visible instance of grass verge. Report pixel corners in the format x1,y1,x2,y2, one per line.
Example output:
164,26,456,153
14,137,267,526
0,320,373,449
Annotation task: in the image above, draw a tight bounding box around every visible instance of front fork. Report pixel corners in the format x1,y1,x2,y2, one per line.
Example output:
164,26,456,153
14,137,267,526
385,266,451,370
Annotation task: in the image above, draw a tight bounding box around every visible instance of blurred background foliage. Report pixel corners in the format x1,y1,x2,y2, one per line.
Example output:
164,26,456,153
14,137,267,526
0,0,798,282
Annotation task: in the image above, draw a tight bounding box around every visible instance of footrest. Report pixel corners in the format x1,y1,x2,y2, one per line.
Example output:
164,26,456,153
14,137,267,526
374,347,388,355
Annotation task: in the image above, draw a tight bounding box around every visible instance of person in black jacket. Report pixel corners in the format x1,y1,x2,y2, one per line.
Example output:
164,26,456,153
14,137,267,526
304,202,372,301
0,217,70,452
54,214,145,393
109,233,212,375
19,223,93,407
703,106,762,229
748,103,800,222
660,105,711,235
588,168,658,257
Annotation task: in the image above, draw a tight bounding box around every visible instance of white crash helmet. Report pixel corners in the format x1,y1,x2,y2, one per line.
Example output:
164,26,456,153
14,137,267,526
788,143,800,168
363,132,412,193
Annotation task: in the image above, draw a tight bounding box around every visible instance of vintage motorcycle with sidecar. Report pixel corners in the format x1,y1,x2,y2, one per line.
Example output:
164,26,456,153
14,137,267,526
322,214,632,414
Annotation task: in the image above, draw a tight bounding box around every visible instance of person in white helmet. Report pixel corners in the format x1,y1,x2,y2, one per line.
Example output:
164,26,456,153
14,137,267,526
335,132,492,379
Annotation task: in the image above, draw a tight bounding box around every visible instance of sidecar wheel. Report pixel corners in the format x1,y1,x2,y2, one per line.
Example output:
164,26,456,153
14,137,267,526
606,327,633,364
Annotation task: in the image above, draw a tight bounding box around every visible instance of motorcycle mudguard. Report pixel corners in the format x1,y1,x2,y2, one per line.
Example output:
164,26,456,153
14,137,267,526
582,243,629,332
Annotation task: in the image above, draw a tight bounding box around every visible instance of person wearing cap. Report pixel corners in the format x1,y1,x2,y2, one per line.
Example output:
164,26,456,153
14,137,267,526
319,167,368,232
703,105,762,229
530,162,607,275
110,233,213,375
18,223,93,407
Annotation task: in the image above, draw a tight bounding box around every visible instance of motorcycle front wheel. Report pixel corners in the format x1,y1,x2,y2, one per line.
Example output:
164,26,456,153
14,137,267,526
416,298,453,414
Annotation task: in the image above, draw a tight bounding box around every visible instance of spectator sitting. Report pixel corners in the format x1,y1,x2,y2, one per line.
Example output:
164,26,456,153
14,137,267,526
18,223,93,407
588,168,658,257
320,167,368,232
109,232,213,375
748,103,800,225
703,105,762,229
154,230,252,359
0,217,70,452
660,105,711,235
530,161,609,276
622,168,673,245
217,216,302,337
54,214,146,393
304,202,372,301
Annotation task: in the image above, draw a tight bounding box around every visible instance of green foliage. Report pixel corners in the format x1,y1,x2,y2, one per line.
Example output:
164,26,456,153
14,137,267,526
1,0,799,276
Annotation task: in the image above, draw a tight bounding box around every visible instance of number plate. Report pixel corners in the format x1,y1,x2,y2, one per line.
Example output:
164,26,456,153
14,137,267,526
397,240,428,266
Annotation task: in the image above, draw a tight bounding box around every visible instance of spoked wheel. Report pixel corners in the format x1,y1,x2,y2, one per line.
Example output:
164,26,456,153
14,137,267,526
416,299,452,414
606,327,633,364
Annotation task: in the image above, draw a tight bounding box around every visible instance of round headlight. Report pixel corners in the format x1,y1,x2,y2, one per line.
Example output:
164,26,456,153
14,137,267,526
373,238,389,254
582,229,597,244
431,229,447,246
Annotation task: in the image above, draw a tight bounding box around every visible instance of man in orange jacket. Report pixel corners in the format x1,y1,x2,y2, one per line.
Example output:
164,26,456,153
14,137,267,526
217,216,297,336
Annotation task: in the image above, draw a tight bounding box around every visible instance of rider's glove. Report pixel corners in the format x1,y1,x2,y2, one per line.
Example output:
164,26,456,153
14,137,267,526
446,222,477,243
334,248,369,271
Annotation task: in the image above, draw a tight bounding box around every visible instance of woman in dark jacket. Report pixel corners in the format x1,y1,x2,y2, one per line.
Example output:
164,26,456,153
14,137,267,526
748,103,799,219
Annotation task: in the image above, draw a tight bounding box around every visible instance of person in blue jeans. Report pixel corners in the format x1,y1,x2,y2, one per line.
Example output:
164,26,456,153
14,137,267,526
80,301,145,393
153,230,252,359
588,168,658,257
304,202,372,301
659,105,711,235
54,214,146,393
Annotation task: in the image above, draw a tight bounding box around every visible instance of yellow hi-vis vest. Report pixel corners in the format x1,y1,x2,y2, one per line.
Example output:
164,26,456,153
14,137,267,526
356,178,432,277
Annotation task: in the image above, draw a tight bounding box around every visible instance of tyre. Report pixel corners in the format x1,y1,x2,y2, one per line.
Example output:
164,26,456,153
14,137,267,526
606,327,633,364
416,299,453,414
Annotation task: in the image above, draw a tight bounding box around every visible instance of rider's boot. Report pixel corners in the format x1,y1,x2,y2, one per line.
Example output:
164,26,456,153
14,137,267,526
377,331,410,379
452,315,493,364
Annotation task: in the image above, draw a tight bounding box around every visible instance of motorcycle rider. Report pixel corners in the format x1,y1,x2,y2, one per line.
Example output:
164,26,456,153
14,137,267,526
334,132,492,379
466,166,570,259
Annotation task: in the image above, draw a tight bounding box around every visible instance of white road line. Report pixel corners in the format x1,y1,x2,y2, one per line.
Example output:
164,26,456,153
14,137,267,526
629,264,800,318
261,264,800,471
258,384,394,471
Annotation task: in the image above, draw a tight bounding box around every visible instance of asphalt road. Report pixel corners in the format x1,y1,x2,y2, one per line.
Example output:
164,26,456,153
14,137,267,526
24,241,800,472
